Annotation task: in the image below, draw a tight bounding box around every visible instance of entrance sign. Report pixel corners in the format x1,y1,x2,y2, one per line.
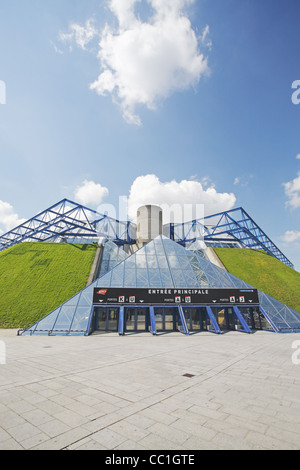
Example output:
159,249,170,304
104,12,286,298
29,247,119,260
93,288,259,306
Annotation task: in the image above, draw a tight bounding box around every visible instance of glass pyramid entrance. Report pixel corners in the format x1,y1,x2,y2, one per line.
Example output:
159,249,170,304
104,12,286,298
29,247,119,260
21,236,300,336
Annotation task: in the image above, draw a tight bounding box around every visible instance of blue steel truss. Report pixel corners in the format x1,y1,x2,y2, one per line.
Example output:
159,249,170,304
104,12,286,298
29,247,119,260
0,199,136,252
0,199,293,269
168,207,293,268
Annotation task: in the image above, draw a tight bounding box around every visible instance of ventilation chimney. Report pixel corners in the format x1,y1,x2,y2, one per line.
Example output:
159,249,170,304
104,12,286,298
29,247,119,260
136,205,163,244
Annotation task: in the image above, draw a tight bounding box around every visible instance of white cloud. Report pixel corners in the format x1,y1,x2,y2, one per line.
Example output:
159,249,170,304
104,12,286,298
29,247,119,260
281,230,300,243
59,19,98,51
127,174,236,223
296,154,300,160
63,0,211,125
200,24,212,50
284,171,300,210
74,180,109,207
0,201,26,235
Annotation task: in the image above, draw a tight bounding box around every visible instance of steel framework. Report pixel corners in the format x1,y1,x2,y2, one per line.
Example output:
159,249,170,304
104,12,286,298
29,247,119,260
0,199,136,252
0,200,293,269
168,207,293,269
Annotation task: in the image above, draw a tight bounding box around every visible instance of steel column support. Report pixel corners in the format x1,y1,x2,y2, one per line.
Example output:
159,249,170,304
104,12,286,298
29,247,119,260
149,306,156,335
206,306,222,334
178,306,189,335
118,306,125,335
232,306,252,333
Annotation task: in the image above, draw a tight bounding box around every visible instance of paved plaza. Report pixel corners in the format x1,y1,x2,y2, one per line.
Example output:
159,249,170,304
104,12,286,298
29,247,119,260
0,329,299,450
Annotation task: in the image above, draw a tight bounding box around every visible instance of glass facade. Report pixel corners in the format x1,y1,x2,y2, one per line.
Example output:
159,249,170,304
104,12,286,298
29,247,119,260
22,235,300,336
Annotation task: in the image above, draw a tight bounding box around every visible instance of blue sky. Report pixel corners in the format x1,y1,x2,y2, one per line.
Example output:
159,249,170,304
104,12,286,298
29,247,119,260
0,0,300,270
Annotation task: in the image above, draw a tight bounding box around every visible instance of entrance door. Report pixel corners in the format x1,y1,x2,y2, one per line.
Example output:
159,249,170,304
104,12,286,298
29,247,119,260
164,309,175,331
154,308,164,331
217,309,227,329
125,308,149,332
191,308,201,330
96,307,119,332
183,307,208,331
226,308,236,330
154,307,177,332
212,307,237,331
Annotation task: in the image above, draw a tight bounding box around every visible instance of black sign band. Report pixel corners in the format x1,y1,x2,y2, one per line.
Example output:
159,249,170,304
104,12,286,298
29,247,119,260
93,288,259,306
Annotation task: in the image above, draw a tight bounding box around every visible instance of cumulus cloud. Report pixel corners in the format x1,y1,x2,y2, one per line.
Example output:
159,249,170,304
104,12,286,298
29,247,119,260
284,171,300,210
60,0,211,125
127,174,236,223
0,201,26,235
74,180,109,207
281,230,300,243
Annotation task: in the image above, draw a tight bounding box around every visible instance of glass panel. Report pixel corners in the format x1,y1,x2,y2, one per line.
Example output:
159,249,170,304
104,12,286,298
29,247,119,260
172,270,186,288
176,255,190,270
155,308,164,331
77,293,91,307
238,307,253,329
136,309,147,331
63,295,81,307
200,308,208,330
217,308,226,329
146,255,158,269
191,308,201,330
124,254,136,268
163,240,177,255
145,243,156,255
107,308,118,331
97,308,107,330
156,255,168,269
136,269,149,288
258,309,272,330
123,269,136,288
70,306,91,332
165,310,174,330
227,308,236,330
159,268,174,288
126,308,135,331
54,306,75,331
153,239,165,255
167,255,180,269
96,271,112,286
148,269,162,287
34,308,60,332
136,253,147,268
110,267,124,287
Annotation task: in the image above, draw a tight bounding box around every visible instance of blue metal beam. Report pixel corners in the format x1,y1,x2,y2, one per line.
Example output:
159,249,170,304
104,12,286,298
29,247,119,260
205,306,222,334
178,306,189,335
171,207,293,268
232,306,252,333
0,199,137,252
118,306,125,335
149,306,156,335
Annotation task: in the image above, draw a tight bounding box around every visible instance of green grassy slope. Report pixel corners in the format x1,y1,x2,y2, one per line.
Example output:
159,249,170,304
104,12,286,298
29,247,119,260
0,243,97,329
214,248,300,312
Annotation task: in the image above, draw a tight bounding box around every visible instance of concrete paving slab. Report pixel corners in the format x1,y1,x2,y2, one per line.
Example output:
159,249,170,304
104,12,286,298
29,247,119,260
0,330,299,450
